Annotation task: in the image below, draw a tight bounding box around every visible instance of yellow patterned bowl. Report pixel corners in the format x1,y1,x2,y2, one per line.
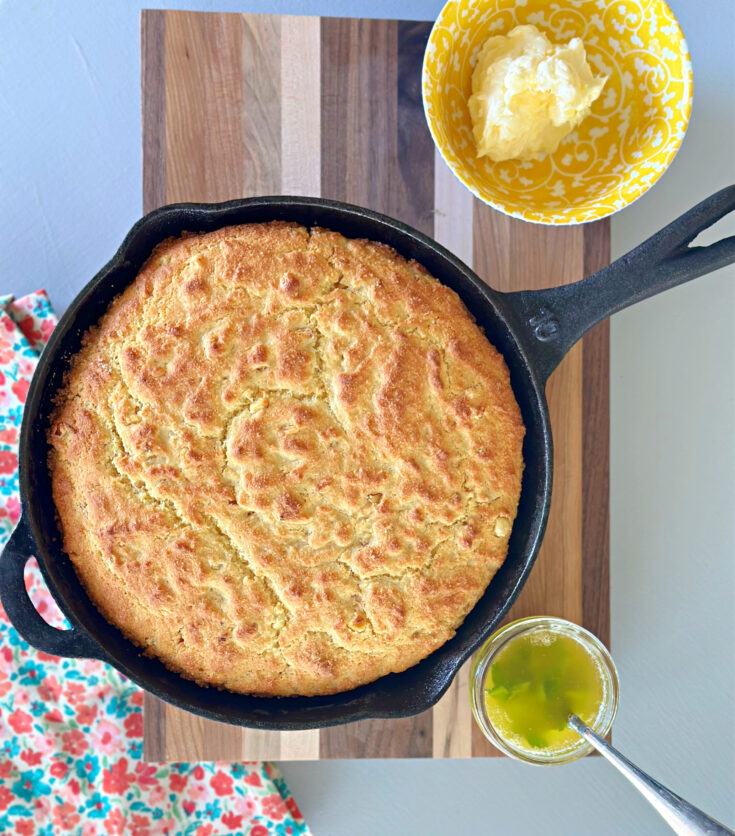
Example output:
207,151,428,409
422,0,693,224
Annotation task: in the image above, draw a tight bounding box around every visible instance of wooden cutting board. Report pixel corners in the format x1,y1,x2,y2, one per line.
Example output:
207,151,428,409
141,9,609,761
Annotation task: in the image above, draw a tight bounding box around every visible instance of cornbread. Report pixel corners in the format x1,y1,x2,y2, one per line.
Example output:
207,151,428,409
49,223,525,696
469,25,608,162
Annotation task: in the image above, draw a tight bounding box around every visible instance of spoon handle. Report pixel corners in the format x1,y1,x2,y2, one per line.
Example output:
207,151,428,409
567,715,733,835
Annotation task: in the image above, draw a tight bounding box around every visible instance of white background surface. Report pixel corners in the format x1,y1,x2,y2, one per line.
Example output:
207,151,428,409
1,1,733,834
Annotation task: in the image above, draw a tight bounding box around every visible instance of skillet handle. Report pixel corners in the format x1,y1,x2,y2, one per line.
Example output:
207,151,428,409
0,519,107,661
503,185,735,382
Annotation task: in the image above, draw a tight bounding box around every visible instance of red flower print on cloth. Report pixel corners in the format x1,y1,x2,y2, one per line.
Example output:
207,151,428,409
244,771,263,788
102,757,136,794
4,293,50,353
0,784,13,810
10,378,28,404
64,681,87,705
287,795,306,819
37,674,62,702
0,292,312,834
49,760,68,778
61,728,88,756
19,750,42,767
169,771,188,792
0,427,16,444
124,711,143,737
4,496,19,524
133,761,158,787
8,709,32,734
104,809,126,835
75,703,98,726
52,801,81,831
210,770,234,797
0,450,17,474
129,813,152,836
221,811,243,829
262,792,289,821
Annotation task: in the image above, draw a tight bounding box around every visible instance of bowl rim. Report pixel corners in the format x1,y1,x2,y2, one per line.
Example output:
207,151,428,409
421,0,694,225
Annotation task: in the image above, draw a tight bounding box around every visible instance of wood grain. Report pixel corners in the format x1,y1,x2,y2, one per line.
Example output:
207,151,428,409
164,708,242,762
582,220,611,648
240,15,281,195
281,17,321,196
140,9,610,762
141,10,166,214
164,12,246,203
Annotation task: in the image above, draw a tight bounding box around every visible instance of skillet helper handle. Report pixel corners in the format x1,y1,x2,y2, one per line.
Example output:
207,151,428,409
0,519,106,661
505,185,735,382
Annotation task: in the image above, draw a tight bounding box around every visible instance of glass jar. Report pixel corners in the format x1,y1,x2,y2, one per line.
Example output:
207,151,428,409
470,616,619,765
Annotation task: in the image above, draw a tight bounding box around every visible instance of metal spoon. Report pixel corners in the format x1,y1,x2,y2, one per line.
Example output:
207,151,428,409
568,714,733,835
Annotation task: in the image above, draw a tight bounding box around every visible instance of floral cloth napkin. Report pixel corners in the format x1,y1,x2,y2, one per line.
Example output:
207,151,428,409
0,292,310,836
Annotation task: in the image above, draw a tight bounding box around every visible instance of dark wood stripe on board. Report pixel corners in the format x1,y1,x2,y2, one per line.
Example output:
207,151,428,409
142,10,167,215
581,219,611,648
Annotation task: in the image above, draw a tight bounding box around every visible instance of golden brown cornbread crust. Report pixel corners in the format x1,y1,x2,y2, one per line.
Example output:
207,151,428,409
48,222,525,696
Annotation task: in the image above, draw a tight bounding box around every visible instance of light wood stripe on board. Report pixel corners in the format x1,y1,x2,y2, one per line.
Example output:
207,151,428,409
281,16,320,197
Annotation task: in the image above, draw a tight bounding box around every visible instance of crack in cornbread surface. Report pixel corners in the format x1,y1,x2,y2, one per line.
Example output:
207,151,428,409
49,223,525,696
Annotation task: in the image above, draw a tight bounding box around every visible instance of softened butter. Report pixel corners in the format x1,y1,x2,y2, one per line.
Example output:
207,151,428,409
468,24,608,162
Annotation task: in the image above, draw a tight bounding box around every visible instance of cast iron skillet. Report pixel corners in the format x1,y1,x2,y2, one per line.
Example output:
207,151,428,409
1,187,734,730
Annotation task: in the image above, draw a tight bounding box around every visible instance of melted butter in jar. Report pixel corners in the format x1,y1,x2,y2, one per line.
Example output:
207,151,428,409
484,628,606,754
